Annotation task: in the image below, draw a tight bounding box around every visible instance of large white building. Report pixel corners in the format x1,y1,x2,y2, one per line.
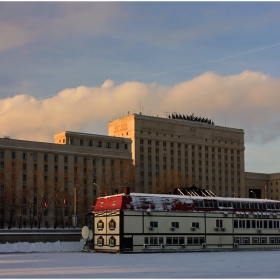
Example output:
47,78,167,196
0,132,132,229
109,113,246,197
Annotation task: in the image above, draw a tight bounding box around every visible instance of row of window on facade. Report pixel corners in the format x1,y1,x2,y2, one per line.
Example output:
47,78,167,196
234,219,280,229
96,235,280,248
234,236,280,245
97,236,204,247
110,219,280,231
0,152,125,167
142,236,280,246
140,146,241,160
65,138,128,150
193,200,280,210
1,159,124,175
140,138,239,149
139,157,241,176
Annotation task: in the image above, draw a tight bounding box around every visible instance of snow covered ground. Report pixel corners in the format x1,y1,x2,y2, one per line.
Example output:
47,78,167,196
0,241,83,253
0,242,280,278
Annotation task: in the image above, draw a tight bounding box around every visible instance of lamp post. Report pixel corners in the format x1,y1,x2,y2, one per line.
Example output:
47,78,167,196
250,191,257,199
73,185,77,229
93,183,100,198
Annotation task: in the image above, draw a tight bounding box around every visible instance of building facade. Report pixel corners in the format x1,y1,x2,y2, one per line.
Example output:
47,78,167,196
0,132,132,229
1,114,279,230
245,172,280,200
109,113,246,197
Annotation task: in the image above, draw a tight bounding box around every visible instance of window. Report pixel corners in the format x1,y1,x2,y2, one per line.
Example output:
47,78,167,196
97,236,104,246
171,222,179,228
252,237,267,244
97,141,102,147
109,219,116,230
234,237,250,244
89,140,93,146
150,221,158,228
187,237,205,245
116,143,119,149
12,152,16,159
216,219,223,228
44,154,48,161
97,220,104,230
166,237,185,245
192,222,200,228
109,236,116,247
70,138,74,145
64,156,68,163
80,139,84,146
124,144,128,150
107,142,111,148
144,237,164,245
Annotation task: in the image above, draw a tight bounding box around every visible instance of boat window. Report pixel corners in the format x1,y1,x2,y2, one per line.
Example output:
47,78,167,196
267,203,271,209
251,203,258,209
259,203,265,210
213,201,218,208
233,202,239,209
194,200,204,208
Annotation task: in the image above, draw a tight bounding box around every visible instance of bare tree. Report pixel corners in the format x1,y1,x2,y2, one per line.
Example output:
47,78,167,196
33,169,54,229
67,162,96,228
2,160,23,229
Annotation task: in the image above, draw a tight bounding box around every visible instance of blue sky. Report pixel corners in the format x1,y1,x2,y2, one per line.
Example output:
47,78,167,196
1,2,280,174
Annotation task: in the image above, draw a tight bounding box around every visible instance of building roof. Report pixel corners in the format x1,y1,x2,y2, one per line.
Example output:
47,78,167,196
94,192,280,213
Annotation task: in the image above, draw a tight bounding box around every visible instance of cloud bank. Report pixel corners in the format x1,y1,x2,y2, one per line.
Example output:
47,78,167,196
1,71,280,144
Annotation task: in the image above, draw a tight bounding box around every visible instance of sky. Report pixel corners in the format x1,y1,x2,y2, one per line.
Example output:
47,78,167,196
1,2,280,173
1,246,280,278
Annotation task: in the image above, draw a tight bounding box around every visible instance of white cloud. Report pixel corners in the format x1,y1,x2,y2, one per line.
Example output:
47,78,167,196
1,71,280,146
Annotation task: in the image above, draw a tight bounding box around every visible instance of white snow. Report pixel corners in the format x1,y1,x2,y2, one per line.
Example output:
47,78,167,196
0,243,280,278
0,241,83,253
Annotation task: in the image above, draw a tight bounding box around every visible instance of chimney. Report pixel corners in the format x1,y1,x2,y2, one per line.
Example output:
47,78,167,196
124,187,130,195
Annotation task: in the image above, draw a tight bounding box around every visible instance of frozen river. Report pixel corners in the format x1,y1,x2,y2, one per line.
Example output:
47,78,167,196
1,250,280,278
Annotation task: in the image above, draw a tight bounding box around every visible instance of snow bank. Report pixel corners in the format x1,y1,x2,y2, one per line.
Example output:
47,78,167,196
0,241,83,253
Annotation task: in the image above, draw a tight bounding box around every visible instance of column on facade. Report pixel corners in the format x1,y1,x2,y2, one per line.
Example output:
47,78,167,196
201,145,206,189
221,148,225,196
194,145,199,187
240,149,245,197
214,146,219,195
